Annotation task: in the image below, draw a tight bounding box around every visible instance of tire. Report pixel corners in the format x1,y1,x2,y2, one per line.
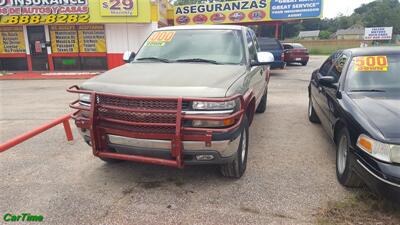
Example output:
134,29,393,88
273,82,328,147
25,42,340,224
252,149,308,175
220,116,249,178
308,98,320,123
99,149,124,163
301,61,308,66
99,157,123,163
336,128,363,187
256,89,268,114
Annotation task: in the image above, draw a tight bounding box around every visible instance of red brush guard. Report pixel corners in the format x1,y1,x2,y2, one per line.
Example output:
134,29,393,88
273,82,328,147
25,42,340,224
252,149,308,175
67,86,245,168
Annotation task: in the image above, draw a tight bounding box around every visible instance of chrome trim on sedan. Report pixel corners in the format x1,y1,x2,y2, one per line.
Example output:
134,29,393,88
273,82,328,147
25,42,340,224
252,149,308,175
357,160,400,188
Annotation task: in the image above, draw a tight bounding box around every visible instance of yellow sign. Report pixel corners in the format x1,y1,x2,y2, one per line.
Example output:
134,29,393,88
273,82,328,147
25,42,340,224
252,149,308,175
146,31,176,46
354,56,389,72
0,27,26,53
174,0,268,25
100,0,138,16
174,0,324,25
78,25,106,53
0,0,150,25
50,26,79,53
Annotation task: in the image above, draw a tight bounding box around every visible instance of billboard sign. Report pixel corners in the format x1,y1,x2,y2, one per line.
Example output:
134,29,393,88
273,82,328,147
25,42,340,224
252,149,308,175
0,0,151,25
270,0,323,20
175,0,268,25
174,0,323,25
364,27,393,41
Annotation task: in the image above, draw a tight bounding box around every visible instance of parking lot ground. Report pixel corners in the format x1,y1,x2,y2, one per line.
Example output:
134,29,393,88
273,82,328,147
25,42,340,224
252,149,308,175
0,56,398,225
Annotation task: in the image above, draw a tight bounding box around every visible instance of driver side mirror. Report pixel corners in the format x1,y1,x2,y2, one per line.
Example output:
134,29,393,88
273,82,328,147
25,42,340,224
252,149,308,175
251,52,274,66
123,51,136,63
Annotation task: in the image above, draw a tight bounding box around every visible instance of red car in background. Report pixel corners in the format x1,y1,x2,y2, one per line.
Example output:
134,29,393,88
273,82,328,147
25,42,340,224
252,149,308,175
283,43,309,66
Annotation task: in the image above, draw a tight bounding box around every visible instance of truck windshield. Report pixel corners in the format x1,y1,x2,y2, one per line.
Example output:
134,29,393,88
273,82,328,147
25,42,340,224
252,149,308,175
134,30,244,65
346,54,400,92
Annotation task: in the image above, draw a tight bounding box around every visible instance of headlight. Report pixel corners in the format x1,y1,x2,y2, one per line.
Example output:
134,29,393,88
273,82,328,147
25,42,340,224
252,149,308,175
357,134,400,163
79,94,91,106
192,100,236,110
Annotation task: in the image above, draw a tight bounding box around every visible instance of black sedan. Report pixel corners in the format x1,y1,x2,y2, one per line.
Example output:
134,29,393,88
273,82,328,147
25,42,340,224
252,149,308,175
308,47,400,201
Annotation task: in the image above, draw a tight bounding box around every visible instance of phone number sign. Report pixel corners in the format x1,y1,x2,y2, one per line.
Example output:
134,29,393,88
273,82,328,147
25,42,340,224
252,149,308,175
100,0,138,16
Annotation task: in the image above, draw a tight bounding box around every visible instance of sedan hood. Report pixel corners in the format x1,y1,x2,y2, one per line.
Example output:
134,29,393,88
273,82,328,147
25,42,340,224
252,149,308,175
349,92,400,140
81,63,246,98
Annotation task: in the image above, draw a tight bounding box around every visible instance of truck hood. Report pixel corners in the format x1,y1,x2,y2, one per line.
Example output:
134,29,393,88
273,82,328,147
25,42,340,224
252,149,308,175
349,92,400,140
81,63,246,98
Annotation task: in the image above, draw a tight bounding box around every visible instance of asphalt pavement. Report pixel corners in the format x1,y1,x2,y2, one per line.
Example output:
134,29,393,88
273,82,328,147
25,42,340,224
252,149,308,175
0,56,352,225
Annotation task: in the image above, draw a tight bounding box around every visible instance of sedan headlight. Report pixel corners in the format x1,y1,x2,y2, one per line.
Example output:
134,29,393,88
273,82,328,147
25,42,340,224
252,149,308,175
192,100,236,110
357,134,400,163
79,94,91,106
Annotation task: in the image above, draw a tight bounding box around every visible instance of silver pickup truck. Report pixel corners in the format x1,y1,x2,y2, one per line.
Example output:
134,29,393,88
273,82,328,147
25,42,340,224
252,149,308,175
68,25,274,178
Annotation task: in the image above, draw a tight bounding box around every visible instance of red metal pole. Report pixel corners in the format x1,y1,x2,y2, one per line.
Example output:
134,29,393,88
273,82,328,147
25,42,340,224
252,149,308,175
62,119,74,141
0,113,73,153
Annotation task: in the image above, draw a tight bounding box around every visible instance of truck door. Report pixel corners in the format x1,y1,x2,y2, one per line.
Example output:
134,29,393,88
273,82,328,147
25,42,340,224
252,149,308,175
246,30,264,105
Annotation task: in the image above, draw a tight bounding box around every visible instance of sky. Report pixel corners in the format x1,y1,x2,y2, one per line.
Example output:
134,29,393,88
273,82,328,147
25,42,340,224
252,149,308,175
323,0,376,18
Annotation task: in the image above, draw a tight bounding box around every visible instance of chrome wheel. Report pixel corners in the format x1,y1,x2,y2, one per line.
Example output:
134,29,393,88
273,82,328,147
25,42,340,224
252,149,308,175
241,129,247,164
337,135,348,175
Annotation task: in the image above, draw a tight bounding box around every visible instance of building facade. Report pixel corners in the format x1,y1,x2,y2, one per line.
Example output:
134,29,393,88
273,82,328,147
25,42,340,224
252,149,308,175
0,0,172,71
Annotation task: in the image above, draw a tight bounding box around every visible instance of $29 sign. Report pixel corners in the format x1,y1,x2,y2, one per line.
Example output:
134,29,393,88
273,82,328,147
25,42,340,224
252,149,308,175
103,0,134,10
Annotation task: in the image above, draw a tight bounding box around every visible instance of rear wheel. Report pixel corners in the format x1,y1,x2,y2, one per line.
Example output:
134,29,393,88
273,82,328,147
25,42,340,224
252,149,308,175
301,61,308,66
336,128,363,187
256,89,268,113
220,116,249,178
308,98,320,123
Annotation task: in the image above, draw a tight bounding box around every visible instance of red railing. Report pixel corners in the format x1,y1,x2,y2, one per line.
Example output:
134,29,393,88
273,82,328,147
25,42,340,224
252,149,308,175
67,85,245,168
0,113,74,153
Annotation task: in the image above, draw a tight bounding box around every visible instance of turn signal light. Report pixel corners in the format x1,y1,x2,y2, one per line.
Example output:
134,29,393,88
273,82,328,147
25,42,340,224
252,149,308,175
223,118,235,126
357,136,373,153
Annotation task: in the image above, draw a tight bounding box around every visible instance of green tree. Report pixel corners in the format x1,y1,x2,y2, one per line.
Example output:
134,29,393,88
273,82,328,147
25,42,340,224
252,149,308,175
319,30,332,39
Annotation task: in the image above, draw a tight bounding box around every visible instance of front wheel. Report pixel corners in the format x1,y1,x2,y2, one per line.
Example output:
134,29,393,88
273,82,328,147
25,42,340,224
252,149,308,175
308,98,320,123
220,116,249,178
336,128,363,187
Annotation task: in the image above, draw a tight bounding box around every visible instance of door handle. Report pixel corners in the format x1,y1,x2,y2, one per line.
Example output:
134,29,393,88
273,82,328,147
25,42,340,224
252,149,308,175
318,87,323,92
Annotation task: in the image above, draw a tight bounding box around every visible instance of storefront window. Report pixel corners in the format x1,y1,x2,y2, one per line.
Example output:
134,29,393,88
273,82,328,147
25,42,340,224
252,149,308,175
0,26,27,71
78,25,106,53
50,25,107,70
50,25,79,53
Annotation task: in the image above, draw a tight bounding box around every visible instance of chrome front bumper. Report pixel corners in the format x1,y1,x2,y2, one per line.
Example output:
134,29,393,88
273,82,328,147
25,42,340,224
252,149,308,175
79,130,240,158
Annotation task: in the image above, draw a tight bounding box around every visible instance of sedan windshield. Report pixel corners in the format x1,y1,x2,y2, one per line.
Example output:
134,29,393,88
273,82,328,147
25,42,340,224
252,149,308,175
346,54,400,92
134,30,244,65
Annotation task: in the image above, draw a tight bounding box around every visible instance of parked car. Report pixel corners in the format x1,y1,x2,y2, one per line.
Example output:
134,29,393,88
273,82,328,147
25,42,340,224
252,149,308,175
283,43,309,66
258,37,286,69
68,25,274,178
308,47,400,201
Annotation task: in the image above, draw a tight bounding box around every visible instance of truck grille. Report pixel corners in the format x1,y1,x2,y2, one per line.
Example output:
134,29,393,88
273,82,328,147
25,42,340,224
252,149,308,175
97,95,190,110
96,95,188,135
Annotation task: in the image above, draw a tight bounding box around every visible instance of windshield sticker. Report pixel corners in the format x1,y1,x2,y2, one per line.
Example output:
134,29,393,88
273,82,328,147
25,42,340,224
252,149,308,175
146,31,176,47
354,56,388,72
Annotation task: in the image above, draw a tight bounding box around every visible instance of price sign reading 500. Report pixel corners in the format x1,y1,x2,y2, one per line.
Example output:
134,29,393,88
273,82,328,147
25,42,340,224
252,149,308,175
100,0,138,17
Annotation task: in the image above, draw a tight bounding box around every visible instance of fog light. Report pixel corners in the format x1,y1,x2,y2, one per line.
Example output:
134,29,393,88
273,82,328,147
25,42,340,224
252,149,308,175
196,155,215,161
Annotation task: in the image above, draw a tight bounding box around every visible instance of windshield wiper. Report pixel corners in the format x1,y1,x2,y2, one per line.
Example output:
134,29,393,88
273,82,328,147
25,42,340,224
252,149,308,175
135,57,171,63
350,89,386,93
176,58,221,65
